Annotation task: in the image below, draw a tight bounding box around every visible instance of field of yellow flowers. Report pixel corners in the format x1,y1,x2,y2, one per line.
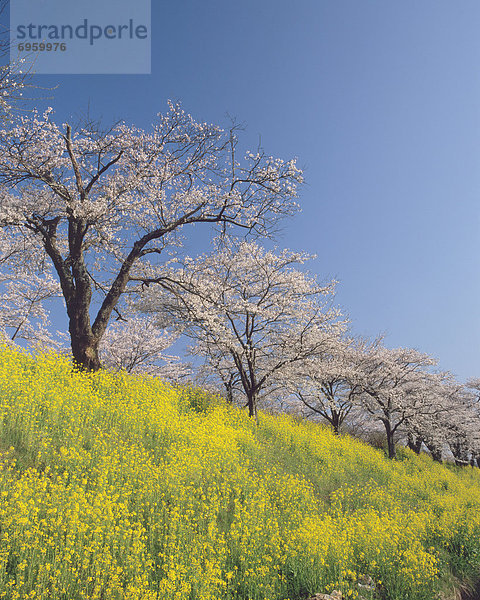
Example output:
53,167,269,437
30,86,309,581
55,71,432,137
0,345,479,600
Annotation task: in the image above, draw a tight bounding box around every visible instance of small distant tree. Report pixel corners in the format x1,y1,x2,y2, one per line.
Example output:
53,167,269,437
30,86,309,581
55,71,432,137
0,103,302,370
99,315,189,381
355,344,438,459
435,380,480,467
402,372,465,462
466,378,480,467
139,241,346,417
193,344,242,404
291,337,367,434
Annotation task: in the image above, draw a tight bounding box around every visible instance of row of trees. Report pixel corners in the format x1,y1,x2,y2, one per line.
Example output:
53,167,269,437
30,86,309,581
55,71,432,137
0,102,477,462
137,240,480,462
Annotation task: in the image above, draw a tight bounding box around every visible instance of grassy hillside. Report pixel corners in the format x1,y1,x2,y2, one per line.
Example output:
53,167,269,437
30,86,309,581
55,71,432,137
0,346,479,600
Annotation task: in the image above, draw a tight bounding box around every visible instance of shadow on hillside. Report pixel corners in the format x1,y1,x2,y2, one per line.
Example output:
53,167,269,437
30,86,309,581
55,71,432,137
461,578,480,600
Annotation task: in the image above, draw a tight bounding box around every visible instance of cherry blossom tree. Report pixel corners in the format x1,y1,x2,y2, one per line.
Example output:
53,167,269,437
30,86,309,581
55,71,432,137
466,378,480,397
138,241,346,417
465,378,480,466
99,315,190,381
191,343,243,405
0,274,61,347
290,336,367,434
354,344,438,458
401,372,466,462
438,379,480,467
0,103,302,370
0,58,29,119
0,228,63,348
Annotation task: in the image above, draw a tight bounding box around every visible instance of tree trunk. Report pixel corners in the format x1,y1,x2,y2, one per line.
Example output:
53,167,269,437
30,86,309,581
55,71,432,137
424,440,442,463
224,374,236,404
331,411,340,435
69,311,101,371
247,392,256,418
70,333,101,371
453,455,470,467
384,420,396,459
387,434,396,459
450,441,470,467
407,433,423,454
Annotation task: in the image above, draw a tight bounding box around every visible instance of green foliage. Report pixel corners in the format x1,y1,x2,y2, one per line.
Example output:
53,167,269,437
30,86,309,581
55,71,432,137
177,385,217,414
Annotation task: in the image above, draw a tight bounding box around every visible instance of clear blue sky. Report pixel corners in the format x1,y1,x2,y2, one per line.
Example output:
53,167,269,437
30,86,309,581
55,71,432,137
11,0,480,381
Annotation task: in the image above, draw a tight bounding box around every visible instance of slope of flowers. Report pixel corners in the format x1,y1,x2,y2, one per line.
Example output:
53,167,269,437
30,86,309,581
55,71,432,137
0,346,479,600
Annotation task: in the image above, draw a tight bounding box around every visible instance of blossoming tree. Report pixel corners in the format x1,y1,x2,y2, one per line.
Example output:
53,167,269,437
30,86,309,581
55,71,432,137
99,315,189,381
290,336,374,434
139,241,346,417
400,372,467,461
354,344,439,458
0,103,302,369
0,228,62,346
